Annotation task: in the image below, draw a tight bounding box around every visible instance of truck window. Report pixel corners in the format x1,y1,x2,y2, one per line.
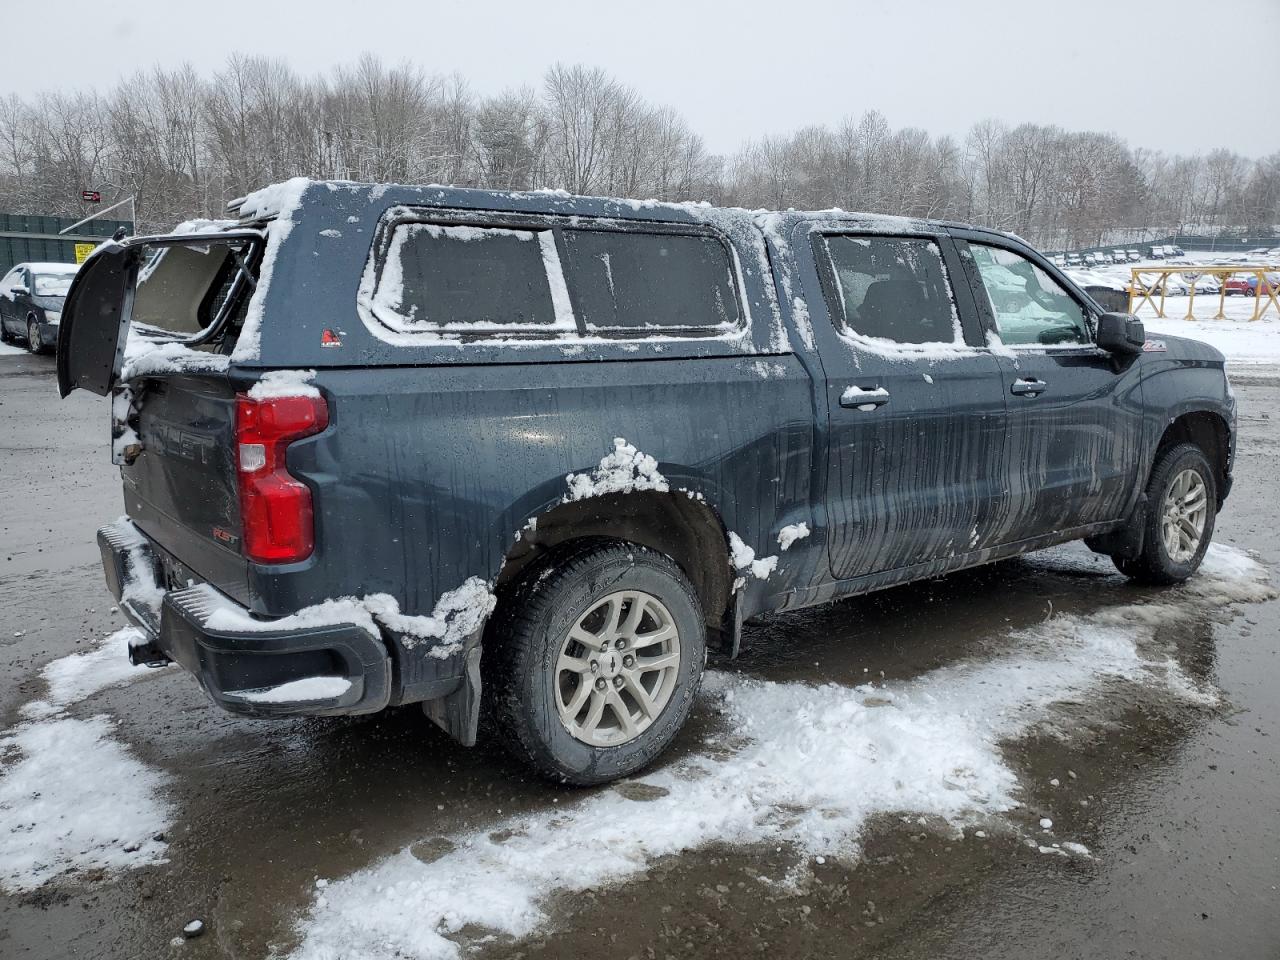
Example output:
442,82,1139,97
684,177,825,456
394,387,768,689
821,236,961,346
966,243,1091,347
132,238,257,342
561,229,740,334
370,223,566,332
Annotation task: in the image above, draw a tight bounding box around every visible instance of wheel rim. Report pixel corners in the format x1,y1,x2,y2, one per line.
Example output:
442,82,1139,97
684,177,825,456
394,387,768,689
1160,468,1208,563
554,590,681,747
27,322,39,352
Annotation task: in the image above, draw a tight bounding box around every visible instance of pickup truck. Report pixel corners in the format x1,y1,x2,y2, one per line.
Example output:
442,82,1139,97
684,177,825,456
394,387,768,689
58,179,1235,785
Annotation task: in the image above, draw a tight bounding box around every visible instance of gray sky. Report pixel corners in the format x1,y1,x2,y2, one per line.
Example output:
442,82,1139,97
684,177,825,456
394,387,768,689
9,0,1279,158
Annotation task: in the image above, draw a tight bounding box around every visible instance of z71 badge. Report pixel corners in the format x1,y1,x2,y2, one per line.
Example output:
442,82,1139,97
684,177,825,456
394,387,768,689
1143,339,1168,352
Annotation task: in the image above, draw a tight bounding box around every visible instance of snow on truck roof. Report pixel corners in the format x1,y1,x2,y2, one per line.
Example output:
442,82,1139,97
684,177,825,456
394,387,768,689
222,176,1017,243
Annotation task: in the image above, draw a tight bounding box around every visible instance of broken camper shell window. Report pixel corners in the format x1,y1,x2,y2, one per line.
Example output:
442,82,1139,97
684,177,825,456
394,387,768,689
131,234,262,349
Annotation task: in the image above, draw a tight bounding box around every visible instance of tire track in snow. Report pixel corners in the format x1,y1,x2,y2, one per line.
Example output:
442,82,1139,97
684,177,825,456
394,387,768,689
287,543,1272,960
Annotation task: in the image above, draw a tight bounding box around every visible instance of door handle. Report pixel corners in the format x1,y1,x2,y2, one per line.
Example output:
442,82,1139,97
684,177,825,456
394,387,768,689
840,385,890,410
1010,378,1047,397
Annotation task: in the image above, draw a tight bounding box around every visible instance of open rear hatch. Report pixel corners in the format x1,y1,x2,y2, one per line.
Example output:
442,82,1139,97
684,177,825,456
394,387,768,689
58,230,265,604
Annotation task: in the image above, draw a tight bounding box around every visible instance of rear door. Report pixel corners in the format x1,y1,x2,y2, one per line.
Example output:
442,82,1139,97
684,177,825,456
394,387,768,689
799,223,1010,581
951,233,1145,543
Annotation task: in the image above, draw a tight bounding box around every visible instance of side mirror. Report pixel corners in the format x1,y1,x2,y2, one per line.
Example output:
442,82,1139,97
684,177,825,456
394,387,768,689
12,284,29,296
1096,312,1145,356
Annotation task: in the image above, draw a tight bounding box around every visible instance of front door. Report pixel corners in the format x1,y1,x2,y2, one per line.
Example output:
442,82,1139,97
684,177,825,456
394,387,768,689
798,224,1011,582
952,236,1145,544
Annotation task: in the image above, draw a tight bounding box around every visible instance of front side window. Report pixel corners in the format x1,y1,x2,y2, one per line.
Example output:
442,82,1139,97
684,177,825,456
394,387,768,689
561,229,740,333
369,222,570,333
967,244,1091,346
822,236,962,346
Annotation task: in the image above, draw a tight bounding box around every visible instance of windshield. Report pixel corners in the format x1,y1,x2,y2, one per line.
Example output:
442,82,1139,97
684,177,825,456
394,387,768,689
33,272,76,297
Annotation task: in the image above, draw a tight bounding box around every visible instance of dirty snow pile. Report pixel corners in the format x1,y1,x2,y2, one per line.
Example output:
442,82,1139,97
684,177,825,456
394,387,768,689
728,531,778,581
287,542,1269,960
564,437,670,501
0,627,171,893
777,522,811,551
201,577,496,660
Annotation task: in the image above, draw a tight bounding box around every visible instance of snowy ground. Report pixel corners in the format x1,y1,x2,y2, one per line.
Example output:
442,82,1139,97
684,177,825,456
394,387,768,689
287,543,1271,960
0,340,26,356
3,351,1280,958
1,539,1270,957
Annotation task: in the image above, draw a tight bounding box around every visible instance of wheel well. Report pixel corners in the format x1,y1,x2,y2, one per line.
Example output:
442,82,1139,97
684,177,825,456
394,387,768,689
1157,411,1229,498
496,491,734,636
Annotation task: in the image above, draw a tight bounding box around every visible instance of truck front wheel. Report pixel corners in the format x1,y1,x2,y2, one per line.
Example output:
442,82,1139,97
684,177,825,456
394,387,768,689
487,541,706,785
1114,442,1217,585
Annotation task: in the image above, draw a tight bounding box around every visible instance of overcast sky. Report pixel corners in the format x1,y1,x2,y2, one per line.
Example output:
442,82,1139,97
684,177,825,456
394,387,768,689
8,0,1278,158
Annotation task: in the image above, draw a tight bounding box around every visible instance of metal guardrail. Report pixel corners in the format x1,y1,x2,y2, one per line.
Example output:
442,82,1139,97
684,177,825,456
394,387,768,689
1128,265,1280,321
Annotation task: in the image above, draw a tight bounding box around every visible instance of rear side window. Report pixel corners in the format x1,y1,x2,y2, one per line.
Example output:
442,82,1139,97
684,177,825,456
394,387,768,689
822,236,961,346
561,230,740,333
369,223,572,333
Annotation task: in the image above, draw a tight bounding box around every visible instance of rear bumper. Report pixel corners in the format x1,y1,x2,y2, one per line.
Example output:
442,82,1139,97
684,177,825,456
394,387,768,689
99,519,392,717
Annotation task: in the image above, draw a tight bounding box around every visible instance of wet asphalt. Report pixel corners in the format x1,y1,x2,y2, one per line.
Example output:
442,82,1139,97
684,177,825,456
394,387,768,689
0,352,1277,959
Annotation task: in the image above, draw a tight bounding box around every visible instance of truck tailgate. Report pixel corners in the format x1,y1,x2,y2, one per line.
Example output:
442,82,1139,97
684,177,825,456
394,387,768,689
120,373,250,605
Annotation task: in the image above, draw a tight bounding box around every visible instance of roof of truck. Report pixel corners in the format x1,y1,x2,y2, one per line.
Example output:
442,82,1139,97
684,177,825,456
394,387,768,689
224,177,1023,247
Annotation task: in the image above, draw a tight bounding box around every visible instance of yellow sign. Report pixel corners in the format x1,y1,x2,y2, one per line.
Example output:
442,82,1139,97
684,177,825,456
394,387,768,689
73,242,95,264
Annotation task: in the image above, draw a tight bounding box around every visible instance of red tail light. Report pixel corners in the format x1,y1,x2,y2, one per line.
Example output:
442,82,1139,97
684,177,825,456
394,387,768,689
234,393,328,563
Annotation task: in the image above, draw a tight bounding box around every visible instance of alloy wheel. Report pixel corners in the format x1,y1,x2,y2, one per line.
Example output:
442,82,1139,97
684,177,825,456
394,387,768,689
554,590,681,747
1161,467,1208,563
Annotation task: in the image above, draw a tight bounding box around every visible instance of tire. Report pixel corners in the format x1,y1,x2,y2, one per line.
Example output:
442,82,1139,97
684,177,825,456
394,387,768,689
26,319,43,355
1113,442,1216,585
486,540,706,786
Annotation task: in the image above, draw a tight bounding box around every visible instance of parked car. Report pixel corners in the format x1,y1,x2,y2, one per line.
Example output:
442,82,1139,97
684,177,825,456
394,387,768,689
1190,275,1221,295
1149,246,1166,259
1066,253,1083,267
56,179,1236,785
0,261,79,353
1127,249,1141,262
1224,274,1279,296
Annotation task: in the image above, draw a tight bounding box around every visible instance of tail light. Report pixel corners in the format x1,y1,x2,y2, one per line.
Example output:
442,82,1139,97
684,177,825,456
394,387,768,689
234,393,328,563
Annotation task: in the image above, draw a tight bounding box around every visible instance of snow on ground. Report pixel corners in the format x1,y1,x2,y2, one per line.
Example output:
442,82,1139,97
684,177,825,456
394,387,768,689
0,341,26,356
0,716,171,891
0,627,171,893
287,542,1271,960
21,627,150,720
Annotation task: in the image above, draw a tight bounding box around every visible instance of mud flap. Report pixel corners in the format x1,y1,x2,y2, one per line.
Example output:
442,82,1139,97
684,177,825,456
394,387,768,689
1085,493,1148,561
424,639,483,747
711,589,745,659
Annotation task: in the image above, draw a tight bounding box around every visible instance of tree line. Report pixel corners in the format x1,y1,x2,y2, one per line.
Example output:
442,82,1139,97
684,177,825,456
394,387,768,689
1,54,1276,249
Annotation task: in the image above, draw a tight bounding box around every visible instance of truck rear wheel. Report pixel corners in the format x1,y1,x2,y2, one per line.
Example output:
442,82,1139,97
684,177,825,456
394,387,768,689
487,541,706,785
1114,442,1216,585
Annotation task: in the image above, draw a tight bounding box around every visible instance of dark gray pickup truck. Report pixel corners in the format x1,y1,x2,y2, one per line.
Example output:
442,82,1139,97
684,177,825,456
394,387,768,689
58,179,1235,784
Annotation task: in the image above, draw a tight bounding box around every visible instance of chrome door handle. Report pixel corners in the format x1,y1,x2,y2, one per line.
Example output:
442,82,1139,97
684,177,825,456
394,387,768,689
840,385,890,410
1010,378,1047,397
